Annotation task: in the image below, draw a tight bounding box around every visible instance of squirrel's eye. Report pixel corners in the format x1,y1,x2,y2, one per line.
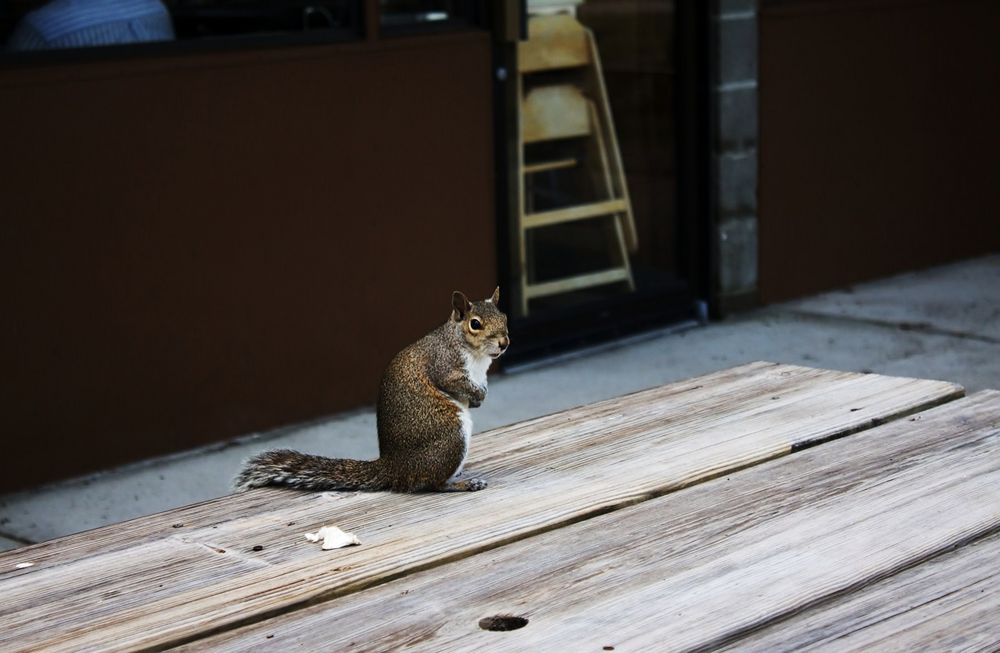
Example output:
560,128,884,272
470,318,483,331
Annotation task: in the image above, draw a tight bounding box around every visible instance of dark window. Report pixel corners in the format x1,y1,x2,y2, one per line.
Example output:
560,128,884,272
0,1,486,60
0,0,361,57
170,1,356,40
380,0,473,31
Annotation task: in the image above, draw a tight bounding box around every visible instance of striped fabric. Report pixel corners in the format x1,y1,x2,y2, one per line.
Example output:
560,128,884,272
7,0,175,51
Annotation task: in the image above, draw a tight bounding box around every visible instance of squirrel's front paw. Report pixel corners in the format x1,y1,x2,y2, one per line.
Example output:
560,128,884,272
465,478,488,491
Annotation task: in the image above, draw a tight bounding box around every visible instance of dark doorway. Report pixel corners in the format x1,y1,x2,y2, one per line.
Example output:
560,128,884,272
496,0,709,365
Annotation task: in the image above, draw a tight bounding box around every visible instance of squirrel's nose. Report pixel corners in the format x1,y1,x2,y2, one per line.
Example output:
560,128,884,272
499,336,510,351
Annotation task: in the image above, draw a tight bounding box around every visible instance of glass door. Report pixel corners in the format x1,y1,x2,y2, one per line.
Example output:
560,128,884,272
500,0,706,363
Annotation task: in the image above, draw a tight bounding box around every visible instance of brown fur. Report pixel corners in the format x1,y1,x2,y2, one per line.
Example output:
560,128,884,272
234,288,509,493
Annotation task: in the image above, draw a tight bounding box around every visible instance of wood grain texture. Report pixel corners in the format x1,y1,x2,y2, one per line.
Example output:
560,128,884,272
0,363,963,652
718,532,1000,653
179,391,1000,653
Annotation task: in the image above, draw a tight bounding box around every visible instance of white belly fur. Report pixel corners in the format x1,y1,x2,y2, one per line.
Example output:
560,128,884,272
449,352,490,482
463,351,491,389
448,399,473,481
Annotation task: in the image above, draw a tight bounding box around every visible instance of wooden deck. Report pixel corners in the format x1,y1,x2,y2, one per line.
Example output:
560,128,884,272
1,362,996,652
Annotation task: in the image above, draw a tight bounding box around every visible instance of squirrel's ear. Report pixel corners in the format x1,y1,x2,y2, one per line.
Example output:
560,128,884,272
451,291,471,321
490,286,500,304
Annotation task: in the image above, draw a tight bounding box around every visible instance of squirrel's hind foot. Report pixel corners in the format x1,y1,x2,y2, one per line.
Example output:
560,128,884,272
441,477,488,492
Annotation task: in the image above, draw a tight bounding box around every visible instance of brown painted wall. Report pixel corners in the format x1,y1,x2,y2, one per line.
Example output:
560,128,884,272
759,0,1000,302
0,33,495,492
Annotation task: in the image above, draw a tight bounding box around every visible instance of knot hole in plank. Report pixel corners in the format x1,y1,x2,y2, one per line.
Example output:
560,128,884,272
478,615,529,631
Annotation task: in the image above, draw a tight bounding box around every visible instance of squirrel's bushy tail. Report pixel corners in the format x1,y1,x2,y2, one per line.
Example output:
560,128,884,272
234,449,386,492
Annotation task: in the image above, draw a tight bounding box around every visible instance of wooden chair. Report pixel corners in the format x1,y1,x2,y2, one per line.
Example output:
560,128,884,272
516,13,637,316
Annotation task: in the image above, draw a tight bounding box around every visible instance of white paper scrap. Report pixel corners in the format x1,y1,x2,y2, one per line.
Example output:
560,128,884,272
15,562,34,569
304,525,361,550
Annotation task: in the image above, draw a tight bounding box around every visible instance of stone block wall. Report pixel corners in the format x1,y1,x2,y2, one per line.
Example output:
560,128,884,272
712,0,759,313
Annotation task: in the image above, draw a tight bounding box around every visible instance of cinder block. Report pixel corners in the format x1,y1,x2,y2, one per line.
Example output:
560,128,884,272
715,14,758,85
715,150,758,216
716,85,758,150
718,216,759,294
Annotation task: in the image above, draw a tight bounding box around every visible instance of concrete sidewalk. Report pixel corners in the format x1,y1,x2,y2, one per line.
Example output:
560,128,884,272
2,253,998,551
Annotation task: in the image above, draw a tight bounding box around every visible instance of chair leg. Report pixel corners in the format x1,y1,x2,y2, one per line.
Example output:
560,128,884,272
589,101,635,292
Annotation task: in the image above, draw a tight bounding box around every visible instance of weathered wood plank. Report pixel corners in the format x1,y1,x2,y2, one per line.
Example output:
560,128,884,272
718,532,1000,653
0,363,963,652
177,390,1000,653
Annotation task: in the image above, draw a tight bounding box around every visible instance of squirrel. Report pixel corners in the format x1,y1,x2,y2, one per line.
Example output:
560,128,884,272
234,288,509,493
